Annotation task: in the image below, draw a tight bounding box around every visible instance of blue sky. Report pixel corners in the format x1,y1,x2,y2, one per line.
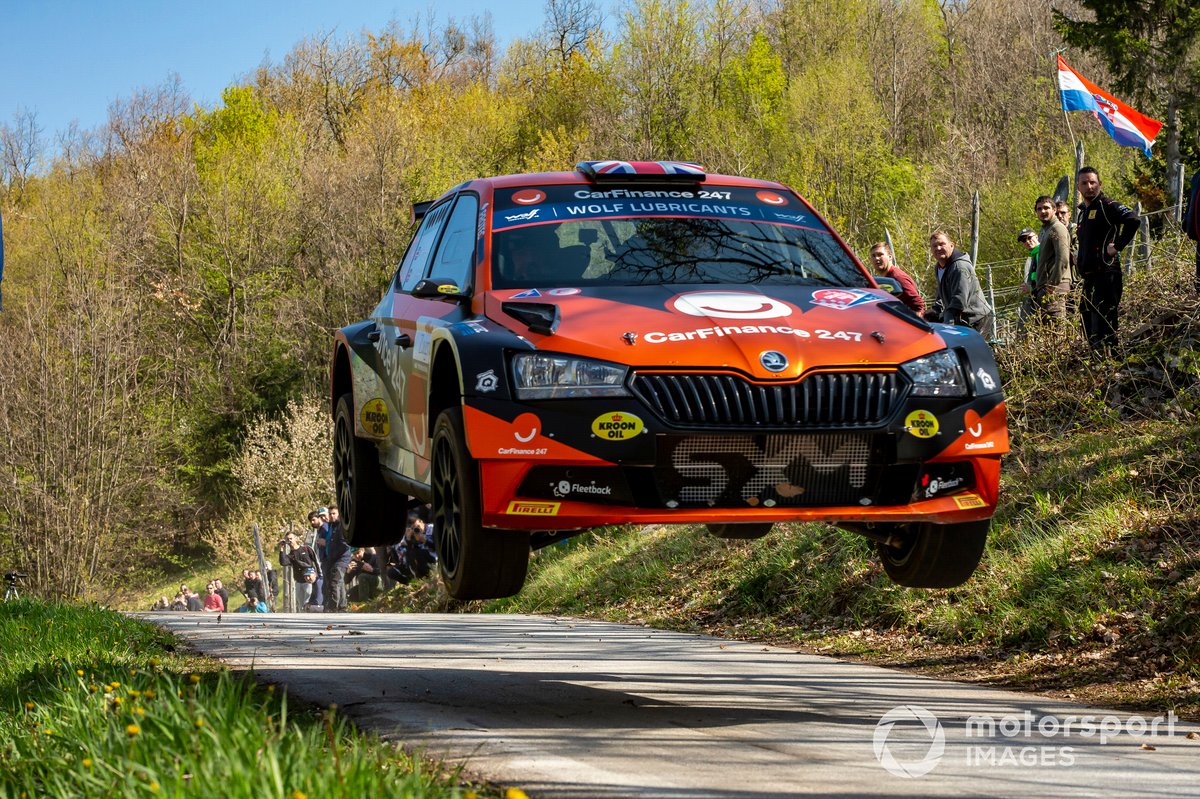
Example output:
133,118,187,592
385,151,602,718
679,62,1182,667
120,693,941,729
0,0,566,143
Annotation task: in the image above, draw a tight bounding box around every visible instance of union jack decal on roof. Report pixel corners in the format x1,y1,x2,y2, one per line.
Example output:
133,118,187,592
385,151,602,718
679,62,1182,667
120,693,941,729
576,160,706,180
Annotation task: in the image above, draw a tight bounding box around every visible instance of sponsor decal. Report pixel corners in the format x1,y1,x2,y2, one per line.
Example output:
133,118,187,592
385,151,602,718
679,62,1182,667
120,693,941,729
965,440,996,450
591,411,644,441
512,189,546,205
552,480,614,499
905,410,939,438
437,283,460,294
412,329,433,366
504,208,541,222
642,323,808,343
476,202,489,238
475,369,499,393
964,409,984,438
360,399,390,438
772,212,809,224
760,350,788,372
934,324,971,337
1088,210,1097,219
513,413,540,443
756,190,788,206
811,288,882,311
671,291,793,320
924,476,965,499
506,500,560,516
954,493,987,509
546,287,581,296
451,320,487,335
512,289,542,298
976,368,997,391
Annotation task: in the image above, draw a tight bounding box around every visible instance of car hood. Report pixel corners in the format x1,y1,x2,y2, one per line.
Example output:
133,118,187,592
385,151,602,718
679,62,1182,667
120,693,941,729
483,285,949,378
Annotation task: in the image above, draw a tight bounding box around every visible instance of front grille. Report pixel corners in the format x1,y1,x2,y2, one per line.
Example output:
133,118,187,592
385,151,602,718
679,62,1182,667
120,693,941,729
631,371,906,429
655,433,875,507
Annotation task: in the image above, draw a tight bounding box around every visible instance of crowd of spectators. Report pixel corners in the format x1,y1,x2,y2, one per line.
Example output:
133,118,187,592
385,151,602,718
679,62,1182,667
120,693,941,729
150,502,439,613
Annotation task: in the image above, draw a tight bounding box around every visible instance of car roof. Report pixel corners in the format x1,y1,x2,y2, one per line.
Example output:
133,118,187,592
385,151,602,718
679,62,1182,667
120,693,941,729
432,168,795,203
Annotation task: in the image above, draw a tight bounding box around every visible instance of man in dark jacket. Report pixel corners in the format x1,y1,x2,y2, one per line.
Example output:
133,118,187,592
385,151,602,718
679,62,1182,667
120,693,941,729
1075,167,1139,353
1185,167,1199,293
925,231,993,335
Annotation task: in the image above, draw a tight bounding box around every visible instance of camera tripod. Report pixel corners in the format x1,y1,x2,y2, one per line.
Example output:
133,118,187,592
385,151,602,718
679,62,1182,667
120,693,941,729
3,572,25,602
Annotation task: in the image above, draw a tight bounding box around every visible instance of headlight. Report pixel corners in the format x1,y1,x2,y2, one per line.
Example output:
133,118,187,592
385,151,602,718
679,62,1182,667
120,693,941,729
512,353,630,399
901,350,968,397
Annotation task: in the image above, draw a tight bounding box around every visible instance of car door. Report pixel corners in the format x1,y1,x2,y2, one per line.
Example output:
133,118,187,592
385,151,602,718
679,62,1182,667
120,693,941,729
374,197,454,477
401,192,480,469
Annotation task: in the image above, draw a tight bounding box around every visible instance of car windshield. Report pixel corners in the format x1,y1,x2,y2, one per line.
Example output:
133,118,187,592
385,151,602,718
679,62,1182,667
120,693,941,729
491,217,869,290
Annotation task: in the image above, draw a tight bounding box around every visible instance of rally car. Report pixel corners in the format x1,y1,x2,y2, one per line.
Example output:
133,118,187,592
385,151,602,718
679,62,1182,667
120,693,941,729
330,161,1009,600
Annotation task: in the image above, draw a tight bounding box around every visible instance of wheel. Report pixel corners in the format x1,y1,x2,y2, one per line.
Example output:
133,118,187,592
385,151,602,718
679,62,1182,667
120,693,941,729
876,519,990,588
332,394,407,546
431,406,529,600
706,522,774,540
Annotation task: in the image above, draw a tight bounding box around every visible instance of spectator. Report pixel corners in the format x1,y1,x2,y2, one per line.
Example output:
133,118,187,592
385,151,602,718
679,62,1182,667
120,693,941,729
867,242,924,315
1055,200,1081,319
236,592,269,613
1034,196,1072,321
169,593,187,611
1185,166,1199,293
346,547,381,601
324,520,353,613
281,530,321,610
1016,227,1039,330
202,582,224,612
388,514,438,585
151,596,169,611
185,586,203,612
308,510,325,552
1075,166,1139,353
212,578,229,611
243,569,265,603
924,231,993,335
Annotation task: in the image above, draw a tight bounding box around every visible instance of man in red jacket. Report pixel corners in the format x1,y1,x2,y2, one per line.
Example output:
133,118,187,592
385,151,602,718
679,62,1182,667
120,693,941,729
868,242,925,316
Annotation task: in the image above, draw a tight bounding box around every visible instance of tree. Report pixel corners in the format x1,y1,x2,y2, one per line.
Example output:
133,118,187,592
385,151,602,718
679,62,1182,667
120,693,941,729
1055,0,1200,203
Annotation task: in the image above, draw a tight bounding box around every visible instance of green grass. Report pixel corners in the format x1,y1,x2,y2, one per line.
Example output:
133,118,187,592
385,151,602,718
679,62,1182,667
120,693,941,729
0,601,486,799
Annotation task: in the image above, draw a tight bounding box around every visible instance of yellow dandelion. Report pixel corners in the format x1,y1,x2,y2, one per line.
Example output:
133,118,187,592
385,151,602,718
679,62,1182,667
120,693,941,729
76,669,85,677
109,682,121,690
465,792,478,799
130,669,138,676
24,701,34,710
143,689,156,699
111,696,123,706
291,791,308,799
148,781,159,793
189,674,201,684
194,718,205,728
82,758,93,768
147,657,160,668
128,689,141,698
505,790,530,799
136,707,145,716
43,728,53,736
89,684,98,693
126,723,140,737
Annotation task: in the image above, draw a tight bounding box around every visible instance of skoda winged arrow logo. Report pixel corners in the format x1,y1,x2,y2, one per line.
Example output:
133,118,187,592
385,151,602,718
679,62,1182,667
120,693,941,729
760,351,788,372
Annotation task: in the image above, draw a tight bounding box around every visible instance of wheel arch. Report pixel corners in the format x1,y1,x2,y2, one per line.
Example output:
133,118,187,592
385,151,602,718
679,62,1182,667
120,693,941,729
428,338,464,438
331,342,354,417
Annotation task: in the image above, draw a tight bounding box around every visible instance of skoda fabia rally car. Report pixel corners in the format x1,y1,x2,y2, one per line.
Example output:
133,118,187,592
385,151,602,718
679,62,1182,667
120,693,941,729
331,161,1009,600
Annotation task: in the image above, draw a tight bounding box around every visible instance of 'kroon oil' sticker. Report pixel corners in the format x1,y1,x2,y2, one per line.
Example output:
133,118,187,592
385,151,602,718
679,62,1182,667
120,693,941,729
361,399,390,438
592,412,644,441
905,410,939,439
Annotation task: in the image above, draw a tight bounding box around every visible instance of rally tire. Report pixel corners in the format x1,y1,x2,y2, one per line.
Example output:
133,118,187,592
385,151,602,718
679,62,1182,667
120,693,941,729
333,394,406,547
706,522,775,540
431,406,529,600
876,519,990,588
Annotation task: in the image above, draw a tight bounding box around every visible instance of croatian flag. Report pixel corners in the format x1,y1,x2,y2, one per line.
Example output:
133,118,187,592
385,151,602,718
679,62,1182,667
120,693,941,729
1057,55,1162,158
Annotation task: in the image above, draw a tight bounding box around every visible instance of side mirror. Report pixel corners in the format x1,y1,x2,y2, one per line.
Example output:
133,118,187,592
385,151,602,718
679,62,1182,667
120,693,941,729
874,276,902,295
412,277,469,303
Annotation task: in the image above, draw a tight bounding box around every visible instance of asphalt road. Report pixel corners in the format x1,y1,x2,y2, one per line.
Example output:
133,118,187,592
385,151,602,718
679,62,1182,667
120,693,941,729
144,612,1200,798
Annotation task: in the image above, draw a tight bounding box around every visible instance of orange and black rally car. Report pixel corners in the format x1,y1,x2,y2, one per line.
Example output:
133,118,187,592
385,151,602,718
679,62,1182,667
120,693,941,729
331,161,1008,600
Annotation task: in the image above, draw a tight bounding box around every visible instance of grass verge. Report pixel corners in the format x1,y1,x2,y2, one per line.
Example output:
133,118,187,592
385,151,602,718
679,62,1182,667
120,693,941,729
0,600,495,799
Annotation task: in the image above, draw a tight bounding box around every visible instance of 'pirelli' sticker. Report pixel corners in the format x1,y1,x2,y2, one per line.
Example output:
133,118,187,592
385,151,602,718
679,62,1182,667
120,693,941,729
953,493,986,509
506,500,560,516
